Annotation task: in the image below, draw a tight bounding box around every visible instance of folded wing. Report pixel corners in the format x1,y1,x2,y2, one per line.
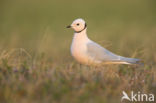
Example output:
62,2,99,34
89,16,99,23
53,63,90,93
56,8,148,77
87,42,140,64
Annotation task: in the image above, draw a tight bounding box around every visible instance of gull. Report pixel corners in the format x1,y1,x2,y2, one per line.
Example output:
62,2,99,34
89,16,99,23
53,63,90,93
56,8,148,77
67,18,140,65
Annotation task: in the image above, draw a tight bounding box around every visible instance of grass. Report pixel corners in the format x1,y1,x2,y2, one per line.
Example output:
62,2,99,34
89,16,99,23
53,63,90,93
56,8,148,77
0,49,155,103
0,0,156,103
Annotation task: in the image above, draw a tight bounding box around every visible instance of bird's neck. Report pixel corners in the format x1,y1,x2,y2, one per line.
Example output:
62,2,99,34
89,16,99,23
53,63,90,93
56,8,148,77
73,29,89,41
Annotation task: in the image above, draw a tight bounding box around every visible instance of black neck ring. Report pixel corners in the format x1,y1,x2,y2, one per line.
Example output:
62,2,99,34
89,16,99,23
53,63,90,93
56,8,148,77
75,23,87,33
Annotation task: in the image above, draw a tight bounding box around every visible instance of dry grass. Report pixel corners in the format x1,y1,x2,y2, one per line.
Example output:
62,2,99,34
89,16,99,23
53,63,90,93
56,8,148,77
0,48,155,103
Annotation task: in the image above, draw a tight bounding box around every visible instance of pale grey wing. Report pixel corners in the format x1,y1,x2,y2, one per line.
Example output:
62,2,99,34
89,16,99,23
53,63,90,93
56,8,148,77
87,42,141,64
87,42,120,62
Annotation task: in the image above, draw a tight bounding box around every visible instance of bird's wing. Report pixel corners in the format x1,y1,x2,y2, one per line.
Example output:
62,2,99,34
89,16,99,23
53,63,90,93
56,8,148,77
87,42,120,62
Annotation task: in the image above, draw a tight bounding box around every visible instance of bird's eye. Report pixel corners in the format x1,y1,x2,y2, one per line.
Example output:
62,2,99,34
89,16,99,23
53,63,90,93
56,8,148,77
77,23,80,26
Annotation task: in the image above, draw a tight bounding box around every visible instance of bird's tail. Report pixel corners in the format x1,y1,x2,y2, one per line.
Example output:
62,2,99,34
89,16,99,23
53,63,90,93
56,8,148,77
120,56,142,65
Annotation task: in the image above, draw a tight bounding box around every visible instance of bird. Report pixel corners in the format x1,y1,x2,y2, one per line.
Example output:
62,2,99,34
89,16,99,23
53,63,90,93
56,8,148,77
67,18,141,66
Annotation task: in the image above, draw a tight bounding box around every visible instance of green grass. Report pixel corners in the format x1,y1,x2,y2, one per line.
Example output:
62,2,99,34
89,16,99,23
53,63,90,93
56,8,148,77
0,0,156,103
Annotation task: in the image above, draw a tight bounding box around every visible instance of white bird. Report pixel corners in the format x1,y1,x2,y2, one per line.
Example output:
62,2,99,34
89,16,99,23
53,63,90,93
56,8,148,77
67,18,140,66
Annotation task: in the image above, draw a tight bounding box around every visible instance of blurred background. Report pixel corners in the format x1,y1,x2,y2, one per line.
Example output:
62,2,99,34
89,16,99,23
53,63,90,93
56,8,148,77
1,0,156,62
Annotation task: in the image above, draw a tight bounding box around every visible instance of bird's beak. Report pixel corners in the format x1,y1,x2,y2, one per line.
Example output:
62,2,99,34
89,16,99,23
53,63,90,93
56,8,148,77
66,25,71,28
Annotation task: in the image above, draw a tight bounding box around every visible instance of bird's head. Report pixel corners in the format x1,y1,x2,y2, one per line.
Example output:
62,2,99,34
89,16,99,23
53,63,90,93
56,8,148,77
67,18,87,33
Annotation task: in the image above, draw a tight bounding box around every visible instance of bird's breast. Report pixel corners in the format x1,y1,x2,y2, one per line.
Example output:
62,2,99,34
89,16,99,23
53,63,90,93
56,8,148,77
70,39,90,64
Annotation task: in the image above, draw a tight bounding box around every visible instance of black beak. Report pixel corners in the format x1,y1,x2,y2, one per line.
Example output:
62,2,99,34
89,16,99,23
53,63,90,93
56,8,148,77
66,25,71,28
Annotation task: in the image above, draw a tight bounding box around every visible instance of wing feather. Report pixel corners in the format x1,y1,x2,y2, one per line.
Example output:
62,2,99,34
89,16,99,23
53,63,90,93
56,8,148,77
87,42,120,62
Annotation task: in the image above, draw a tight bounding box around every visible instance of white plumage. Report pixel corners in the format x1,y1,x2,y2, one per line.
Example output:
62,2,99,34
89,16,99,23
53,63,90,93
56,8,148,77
68,18,140,65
